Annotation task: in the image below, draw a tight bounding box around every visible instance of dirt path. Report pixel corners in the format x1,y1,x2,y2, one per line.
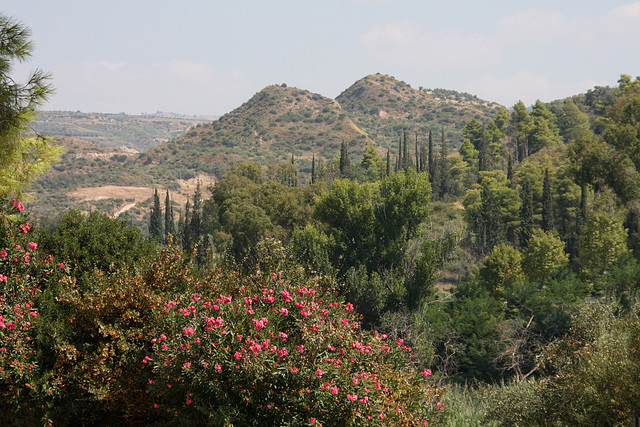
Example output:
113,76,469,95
112,203,137,217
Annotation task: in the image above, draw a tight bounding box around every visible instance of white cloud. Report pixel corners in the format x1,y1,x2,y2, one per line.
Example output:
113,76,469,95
496,10,581,44
599,1,640,35
358,21,498,70
46,60,253,115
469,71,605,107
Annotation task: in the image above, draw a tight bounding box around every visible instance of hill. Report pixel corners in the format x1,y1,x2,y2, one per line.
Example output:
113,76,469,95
141,84,374,179
28,136,210,230
31,111,210,152
28,74,506,225
336,73,504,149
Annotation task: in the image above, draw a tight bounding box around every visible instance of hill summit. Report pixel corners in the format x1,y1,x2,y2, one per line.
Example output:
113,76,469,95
141,74,502,180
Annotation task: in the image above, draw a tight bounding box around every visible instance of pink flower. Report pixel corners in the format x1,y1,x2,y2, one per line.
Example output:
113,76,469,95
0,249,7,259
278,331,288,341
315,368,324,378
252,317,268,331
296,345,304,354
331,385,339,395
28,242,37,250
183,362,191,369
344,302,354,311
186,398,192,405
183,327,196,335
214,364,222,372
12,199,24,212
234,352,242,360
347,394,358,401
421,369,432,376
310,417,316,424
280,307,289,316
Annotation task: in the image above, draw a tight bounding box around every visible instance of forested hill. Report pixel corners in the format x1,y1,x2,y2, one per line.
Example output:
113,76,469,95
138,74,502,180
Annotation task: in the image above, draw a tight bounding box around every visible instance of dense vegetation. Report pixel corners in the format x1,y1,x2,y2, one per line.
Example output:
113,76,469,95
4,12,640,426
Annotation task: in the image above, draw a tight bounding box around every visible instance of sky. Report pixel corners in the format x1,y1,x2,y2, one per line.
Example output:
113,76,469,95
4,0,640,116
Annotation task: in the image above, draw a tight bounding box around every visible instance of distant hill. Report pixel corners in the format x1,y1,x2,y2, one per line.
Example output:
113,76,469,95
31,111,210,152
141,84,374,179
336,73,503,149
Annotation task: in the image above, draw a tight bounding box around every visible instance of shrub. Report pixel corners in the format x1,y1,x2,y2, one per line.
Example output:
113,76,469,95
144,242,444,425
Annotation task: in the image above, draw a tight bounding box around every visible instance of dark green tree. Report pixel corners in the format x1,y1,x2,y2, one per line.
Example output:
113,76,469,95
164,190,175,241
428,129,435,184
519,180,534,248
542,168,554,232
149,188,163,241
339,140,351,176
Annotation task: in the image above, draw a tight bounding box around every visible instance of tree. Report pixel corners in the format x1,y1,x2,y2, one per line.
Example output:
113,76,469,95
510,101,534,162
522,229,568,283
164,189,175,240
542,168,554,232
553,97,590,143
361,143,383,181
339,140,351,176
479,243,525,301
148,188,163,241
519,180,534,248
579,213,629,272
0,14,60,199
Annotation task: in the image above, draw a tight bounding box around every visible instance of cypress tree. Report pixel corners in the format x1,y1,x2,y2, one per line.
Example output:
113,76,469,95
403,131,409,171
339,141,351,176
479,124,489,172
519,180,534,248
181,200,191,251
190,183,203,247
386,149,391,177
507,154,514,187
437,127,450,198
415,133,419,171
164,189,175,242
542,168,554,232
428,130,435,183
149,188,163,241
311,153,316,184
478,182,504,254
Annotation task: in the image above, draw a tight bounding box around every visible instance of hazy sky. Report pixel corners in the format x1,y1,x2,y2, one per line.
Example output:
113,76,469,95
5,0,640,116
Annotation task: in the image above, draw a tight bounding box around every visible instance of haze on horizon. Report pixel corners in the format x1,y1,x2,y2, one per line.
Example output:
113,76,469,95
6,0,640,116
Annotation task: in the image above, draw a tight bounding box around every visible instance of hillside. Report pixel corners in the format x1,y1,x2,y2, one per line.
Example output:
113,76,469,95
142,84,374,179
336,73,504,149
31,111,210,152
28,136,211,230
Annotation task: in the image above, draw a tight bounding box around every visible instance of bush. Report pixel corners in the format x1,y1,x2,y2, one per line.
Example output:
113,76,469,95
144,242,444,425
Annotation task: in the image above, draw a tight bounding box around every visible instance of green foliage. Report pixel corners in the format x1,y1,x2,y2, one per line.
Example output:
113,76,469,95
0,14,60,199
479,243,524,301
522,230,568,284
485,301,640,426
579,213,629,273
41,210,153,289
